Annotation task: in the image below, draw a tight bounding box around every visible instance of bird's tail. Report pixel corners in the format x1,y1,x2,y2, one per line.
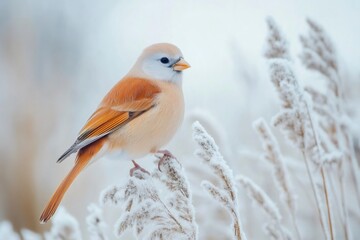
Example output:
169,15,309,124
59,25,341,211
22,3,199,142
39,139,105,223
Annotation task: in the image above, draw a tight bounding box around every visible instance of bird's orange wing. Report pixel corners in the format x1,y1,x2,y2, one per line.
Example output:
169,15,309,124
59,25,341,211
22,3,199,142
78,98,154,140
57,78,161,162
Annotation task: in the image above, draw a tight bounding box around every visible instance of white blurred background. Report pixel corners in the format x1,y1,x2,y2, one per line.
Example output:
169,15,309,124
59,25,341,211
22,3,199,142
1,0,359,239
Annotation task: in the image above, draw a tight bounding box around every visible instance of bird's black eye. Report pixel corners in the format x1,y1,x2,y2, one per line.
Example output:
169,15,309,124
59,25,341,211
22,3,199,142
160,57,170,64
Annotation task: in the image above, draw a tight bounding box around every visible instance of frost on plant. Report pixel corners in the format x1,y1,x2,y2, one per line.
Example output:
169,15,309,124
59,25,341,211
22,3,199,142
263,223,293,240
44,206,82,240
192,121,247,240
21,229,42,240
152,154,197,234
265,18,339,240
264,17,290,60
237,175,281,222
268,59,317,161
0,221,20,240
253,118,301,239
100,154,198,240
253,118,296,213
236,175,293,240
86,203,108,240
265,19,306,145
265,18,321,169
1,208,81,240
300,19,339,96
299,18,359,240
301,17,360,201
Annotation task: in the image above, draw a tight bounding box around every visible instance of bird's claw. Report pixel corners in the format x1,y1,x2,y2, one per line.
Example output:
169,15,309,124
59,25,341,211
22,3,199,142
156,150,176,172
157,150,176,159
130,160,150,176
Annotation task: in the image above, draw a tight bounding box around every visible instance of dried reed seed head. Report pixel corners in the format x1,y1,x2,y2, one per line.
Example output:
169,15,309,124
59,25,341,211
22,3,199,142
100,185,125,206
86,203,108,240
193,121,219,158
264,17,290,60
46,207,82,240
237,175,281,221
153,155,191,198
201,180,231,208
304,86,328,105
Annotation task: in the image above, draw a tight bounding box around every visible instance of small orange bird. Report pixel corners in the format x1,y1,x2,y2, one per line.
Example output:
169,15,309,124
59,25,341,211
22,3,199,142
40,43,190,223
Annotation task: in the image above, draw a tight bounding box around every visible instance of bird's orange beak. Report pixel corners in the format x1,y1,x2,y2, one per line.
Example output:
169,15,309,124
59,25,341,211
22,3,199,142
173,58,191,71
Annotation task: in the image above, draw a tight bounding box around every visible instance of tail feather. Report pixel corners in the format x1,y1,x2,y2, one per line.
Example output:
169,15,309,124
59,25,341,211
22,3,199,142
40,138,105,223
39,157,89,223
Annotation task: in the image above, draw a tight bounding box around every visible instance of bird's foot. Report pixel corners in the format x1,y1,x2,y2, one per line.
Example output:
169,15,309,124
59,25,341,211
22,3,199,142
156,149,176,171
157,149,176,159
130,160,150,177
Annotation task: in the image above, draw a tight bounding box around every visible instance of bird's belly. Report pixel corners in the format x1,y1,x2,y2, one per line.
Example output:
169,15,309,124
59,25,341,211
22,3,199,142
108,86,184,159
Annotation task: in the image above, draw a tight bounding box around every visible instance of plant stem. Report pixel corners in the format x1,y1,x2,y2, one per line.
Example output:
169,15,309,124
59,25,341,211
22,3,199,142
338,161,351,240
320,168,334,240
302,151,328,239
305,102,335,240
290,212,302,240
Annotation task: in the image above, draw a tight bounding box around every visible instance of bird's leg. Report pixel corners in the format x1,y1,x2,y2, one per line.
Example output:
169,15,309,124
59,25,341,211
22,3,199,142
130,160,150,176
156,149,176,171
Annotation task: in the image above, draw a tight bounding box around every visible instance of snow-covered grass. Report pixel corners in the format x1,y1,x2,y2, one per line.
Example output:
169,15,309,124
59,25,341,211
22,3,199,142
193,121,247,240
100,154,198,239
1,11,360,240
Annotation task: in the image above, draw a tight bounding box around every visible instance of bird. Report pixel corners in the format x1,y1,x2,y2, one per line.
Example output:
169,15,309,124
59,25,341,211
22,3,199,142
39,43,190,223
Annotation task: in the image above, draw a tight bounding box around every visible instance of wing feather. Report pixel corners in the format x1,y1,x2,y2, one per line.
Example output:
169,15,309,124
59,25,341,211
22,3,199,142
57,77,161,163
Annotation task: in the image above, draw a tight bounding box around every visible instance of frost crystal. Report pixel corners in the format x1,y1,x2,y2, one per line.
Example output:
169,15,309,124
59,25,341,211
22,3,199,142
100,154,198,240
44,207,82,240
21,229,42,240
236,175,281,222
0,221,20,240
193,121,247,240
253,118,296,213
86,203,108,240
264,17,290,60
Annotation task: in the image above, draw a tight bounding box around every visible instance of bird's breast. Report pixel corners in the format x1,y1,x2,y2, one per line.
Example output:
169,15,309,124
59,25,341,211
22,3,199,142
108,81,184,159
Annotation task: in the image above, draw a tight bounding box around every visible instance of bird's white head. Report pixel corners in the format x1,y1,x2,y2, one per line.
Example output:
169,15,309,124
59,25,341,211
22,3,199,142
129,43,190,84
